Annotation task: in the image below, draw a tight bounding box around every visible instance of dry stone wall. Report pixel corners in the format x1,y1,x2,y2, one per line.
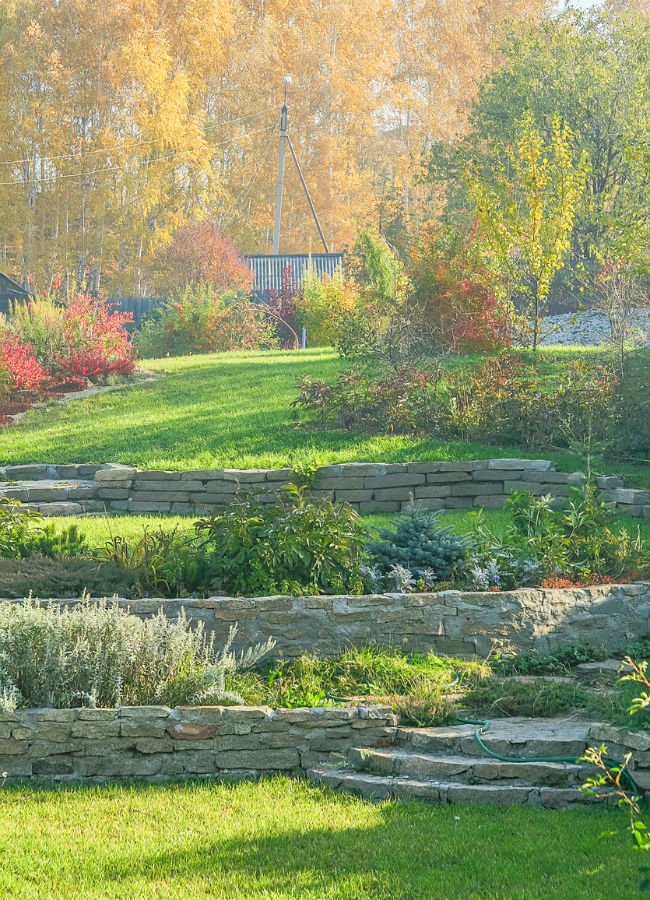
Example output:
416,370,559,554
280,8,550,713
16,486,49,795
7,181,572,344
0,704,396,783
6,701,650,789
19,581,650,661
1,460,648,517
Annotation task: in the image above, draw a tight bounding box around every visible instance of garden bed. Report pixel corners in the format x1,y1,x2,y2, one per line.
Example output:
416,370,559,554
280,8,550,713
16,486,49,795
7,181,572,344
0,371,156,428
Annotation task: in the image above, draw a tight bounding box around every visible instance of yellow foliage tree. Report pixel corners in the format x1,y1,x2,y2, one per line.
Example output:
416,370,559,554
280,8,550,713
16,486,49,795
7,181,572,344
467,112,589,349
0,0,545,295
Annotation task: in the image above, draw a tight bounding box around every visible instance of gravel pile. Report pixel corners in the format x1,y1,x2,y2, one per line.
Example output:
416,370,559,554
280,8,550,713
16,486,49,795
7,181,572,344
538,309,650,347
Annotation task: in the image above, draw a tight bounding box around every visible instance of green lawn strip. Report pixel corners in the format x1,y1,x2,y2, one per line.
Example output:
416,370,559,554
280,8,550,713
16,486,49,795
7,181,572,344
0,778,642,899
45,508,650,554
1,345,646,486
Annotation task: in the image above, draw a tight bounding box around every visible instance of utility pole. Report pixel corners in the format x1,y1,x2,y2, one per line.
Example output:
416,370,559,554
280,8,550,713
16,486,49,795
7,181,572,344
272,77,291,255
272,75,330,255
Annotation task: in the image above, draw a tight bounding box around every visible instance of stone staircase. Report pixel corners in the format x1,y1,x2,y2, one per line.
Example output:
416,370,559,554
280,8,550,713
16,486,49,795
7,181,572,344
308,717,597,808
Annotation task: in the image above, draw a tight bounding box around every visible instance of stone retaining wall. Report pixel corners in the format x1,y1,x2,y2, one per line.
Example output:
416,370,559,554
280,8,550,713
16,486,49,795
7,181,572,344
0,703,396,783
4,701,650,789
2,459,649,517
19,582,650,660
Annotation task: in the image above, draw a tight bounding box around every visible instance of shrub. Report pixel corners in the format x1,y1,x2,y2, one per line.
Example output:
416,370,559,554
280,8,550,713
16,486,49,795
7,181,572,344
0,334,48,391
0,597,274,709
335,231,429,367
366,504,471,589
469,485,650,588
197,485,366,596
292,350,622,453
10,294,135,382
295,270,359,347
9,297,69,367
440,354,617,450
346,230,410,305
0,556,141,599
410,223,512,352
23,522,89,559
0,500,88,560
159,220,252,295
293,366,442,434
0,500,44,558
136,285,277,358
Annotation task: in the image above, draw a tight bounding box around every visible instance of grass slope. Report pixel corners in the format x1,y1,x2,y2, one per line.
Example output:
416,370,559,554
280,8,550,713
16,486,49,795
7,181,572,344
0,778,643,899
0,346,629,472
1,346,647,487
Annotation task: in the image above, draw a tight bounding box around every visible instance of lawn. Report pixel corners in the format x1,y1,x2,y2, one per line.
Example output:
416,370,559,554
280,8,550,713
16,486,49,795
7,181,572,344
2,346,646,487
46,507,650,551
0,777,643,899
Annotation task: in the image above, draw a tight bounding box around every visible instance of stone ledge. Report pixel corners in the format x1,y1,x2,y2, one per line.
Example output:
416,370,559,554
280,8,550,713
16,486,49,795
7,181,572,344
1,459,641,517
5,582,650,661
0,703,397,784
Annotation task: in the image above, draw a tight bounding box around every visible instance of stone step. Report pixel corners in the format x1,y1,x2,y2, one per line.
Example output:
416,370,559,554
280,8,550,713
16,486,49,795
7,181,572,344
348,747,586,788
307,766,586,808
396,718,591,760
0,479,98,516
575,660,632,686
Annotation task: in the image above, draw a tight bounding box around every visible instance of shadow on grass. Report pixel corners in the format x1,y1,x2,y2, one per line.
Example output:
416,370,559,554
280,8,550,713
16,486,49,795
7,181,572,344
21,778,633,900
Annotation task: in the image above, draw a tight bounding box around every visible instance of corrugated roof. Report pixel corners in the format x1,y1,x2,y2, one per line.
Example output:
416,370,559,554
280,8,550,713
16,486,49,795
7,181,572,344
0,273,30,316
0,272,29,298
244,253,343,295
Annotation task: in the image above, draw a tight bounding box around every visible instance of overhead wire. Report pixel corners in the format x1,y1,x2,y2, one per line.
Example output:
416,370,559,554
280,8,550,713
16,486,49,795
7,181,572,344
0,123,276,188
0,108,276,169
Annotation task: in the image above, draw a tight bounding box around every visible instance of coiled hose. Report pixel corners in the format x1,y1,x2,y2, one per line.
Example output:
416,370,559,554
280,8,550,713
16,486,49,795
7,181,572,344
327,671,642,796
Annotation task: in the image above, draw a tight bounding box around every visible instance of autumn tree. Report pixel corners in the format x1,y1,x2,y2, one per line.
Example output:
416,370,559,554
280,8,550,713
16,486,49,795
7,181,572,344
467,113,589,349
0,0,551,292
0,0,231,294
161,221,252,295
428,8,650,302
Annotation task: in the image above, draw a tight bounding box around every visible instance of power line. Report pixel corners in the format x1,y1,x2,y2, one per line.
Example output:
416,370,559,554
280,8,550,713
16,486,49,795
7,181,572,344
0,124,275,187
0,109,275,169
227,124,279,220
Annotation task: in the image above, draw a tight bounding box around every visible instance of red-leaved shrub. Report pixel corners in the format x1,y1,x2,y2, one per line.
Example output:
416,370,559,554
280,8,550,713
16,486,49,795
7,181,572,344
55,295,135,380
0,334,48,391
11,293,135,383
410,223,512,352
161,221,253,295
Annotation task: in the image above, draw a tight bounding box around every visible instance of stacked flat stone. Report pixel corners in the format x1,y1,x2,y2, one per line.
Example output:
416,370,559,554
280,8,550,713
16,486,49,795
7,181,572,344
9,581,650,661
1,460,648,517
4,704,650,807
0,704,396,782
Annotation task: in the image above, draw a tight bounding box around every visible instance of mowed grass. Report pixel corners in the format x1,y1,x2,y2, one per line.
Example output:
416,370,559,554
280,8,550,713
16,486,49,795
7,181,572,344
3,345,647,485
0,778,644,899
47,507,650,551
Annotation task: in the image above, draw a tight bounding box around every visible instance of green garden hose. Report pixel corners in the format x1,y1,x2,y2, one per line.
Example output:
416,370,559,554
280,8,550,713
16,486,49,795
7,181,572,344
324,671,641,796
454,712,641,796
